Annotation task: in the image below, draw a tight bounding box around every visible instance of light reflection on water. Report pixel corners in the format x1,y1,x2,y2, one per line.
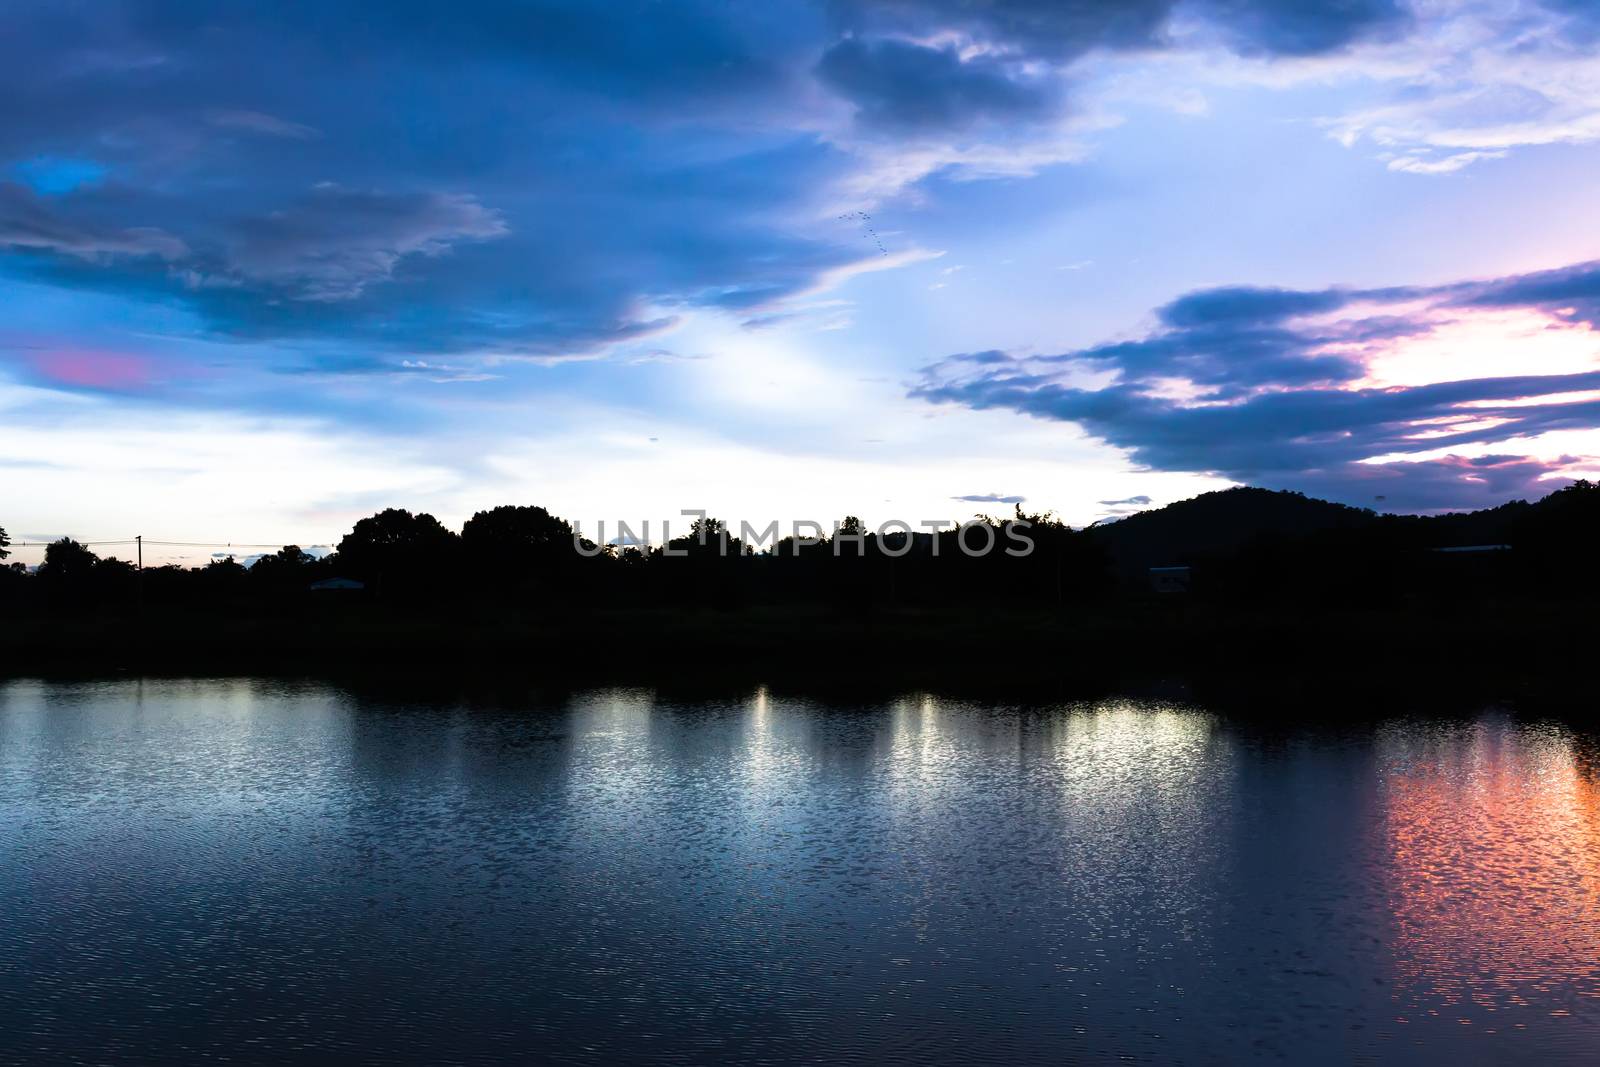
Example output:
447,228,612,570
1377,719,1600,1028
2,679,1599,1063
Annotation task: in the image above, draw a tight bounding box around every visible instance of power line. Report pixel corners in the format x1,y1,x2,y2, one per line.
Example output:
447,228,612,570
146,540,323,549
9,538,328,549
9,539,139,547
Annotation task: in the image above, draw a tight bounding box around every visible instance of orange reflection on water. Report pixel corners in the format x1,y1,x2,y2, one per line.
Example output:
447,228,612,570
1379,720,1600,1025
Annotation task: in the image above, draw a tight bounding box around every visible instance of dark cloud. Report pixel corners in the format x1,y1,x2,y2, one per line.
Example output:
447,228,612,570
0,1,862,362
834,0,1174,62
817,38,1059,131
836,0,1409,60
1022,284,1393,397
1459,259,1600,324
1284,455,1574,513
1099,495,1152,506
1184,0,1411,57
953,492,1027,504
1,1,806,144
913,261,1600,511
0,182,185,260
1157,285,1357,327
216,185,508,302
950,349,1017,365
0,0,1469,374
816,0,1417,142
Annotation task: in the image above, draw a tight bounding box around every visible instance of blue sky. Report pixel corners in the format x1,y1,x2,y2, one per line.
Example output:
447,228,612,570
6,0,1600,562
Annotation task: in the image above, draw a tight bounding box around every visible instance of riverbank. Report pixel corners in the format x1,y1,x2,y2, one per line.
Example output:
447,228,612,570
3,601,1593,703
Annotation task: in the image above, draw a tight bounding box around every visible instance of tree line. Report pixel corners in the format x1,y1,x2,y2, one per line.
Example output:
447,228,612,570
4,480,1599,616
0,505,1111,613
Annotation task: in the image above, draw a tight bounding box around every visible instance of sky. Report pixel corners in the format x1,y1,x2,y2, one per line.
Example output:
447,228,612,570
7,0,1600,565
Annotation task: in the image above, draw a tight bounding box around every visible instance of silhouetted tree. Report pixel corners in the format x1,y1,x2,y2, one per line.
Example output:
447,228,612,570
1012,506,1111,605
197,556,249,601
1509,479,1600,597
655,516,746,606
461,505,587,601
248,545,320,599
37,538,100,607
338,508,458,601
667,516,741,556
40,538,97,582
0,529,24,602
6,482,1597,622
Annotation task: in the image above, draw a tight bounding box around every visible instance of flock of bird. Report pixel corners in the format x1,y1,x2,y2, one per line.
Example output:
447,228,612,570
838,210,888,256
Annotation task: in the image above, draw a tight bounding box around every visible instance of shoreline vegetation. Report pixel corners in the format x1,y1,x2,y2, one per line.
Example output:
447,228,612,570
5,482,1598,698
5,601,1596,686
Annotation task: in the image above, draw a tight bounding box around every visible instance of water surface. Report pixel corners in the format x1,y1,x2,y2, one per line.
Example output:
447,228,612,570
4,678,1600,1064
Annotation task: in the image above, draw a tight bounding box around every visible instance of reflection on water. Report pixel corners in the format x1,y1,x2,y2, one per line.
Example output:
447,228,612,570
2,679,1599,1063
1377,719,1600,1028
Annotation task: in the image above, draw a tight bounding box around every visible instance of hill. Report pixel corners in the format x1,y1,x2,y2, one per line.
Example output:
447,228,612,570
1088,487,1380,578
1088,480,1600,594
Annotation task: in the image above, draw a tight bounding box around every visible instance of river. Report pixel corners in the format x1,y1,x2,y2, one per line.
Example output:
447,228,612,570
4,678,1598,1064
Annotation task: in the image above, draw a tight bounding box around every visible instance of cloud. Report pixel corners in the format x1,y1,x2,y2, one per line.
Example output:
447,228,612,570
1021,304,1375,399
205,110,319,139
1460,259,1600,324
1,0,1595,381
2,180,582,354
1385,150,1507,175
1313,2,1600,173
1184,0,1410,57
815,0,1427,197
817,38,1061,132
1157,284,1361,327
836,0,1169,60
0,182,185,260
839,0,1409,60
1,142,873,359
1287,453,1578,512
952,492,1027,504
216,185,508,301
0,2,886,364
1099,495,1152,506
1539,0,1600,41
28,348,153,391
912,259,1600,511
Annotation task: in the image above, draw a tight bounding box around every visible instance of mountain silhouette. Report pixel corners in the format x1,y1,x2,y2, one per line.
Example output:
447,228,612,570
1088,487,1379,579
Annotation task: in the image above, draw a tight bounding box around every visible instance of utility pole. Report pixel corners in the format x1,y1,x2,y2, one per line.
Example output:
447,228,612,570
136,535,144,619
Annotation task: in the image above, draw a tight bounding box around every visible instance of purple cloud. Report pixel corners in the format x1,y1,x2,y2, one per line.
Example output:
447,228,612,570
913,262,1600,511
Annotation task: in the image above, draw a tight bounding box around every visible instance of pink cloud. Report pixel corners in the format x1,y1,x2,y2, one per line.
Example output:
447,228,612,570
31,348,154,390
